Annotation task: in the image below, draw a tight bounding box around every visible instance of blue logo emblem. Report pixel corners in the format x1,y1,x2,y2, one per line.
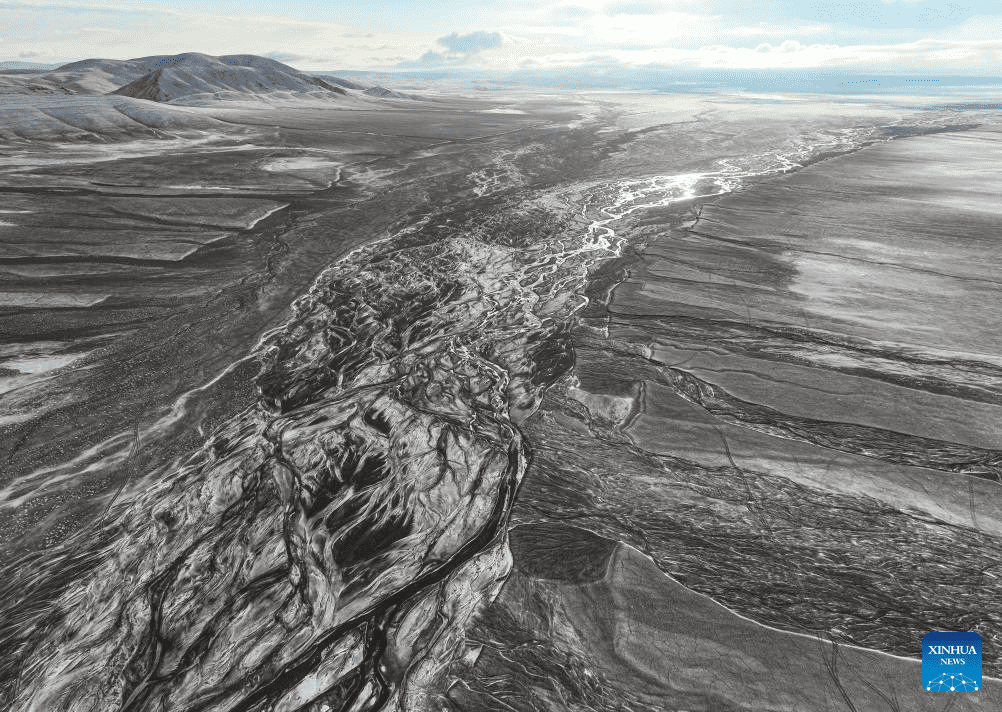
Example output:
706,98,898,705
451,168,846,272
923,632,982,692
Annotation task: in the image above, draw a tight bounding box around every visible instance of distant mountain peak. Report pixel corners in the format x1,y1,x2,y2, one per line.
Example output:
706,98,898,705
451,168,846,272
109,53,347,103
2,53,411,104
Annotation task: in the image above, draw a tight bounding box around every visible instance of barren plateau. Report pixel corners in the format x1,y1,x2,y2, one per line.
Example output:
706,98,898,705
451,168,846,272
0,53,999,712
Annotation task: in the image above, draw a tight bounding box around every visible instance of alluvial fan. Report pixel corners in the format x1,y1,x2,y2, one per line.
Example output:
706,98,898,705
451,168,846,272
0,188,618,711
0,126,924,710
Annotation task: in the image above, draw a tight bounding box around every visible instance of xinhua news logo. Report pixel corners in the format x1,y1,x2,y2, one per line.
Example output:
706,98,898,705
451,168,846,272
923,632,982,692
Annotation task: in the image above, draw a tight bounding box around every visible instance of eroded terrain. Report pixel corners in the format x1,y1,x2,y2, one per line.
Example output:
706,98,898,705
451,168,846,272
1,82,1000,711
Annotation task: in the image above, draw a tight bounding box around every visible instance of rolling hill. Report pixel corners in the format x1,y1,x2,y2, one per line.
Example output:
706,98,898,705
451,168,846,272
110,53,345,103
0,53,412,104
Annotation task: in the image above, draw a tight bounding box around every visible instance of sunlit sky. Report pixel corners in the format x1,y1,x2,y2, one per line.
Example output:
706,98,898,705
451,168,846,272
2,0,1002,73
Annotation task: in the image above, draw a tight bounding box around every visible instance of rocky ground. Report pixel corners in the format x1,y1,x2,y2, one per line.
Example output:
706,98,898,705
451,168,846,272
0,82,999,710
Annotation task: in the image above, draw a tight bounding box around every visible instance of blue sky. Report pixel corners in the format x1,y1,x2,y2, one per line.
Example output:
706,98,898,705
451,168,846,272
2,0,1001,73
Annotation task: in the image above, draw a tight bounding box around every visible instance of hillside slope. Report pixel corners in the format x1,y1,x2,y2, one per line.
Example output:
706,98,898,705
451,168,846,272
0,53,369,103
111,53,345,103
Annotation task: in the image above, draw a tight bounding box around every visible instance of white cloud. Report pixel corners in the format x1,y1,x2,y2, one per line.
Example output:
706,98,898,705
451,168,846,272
0,1,420,68
2,0,1002,75
500,37,1002,72
940,14,1002,40
580,11,715,44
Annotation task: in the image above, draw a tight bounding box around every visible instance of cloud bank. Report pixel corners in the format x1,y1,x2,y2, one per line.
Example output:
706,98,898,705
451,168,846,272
2,0,1002,76
405,30,507,66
